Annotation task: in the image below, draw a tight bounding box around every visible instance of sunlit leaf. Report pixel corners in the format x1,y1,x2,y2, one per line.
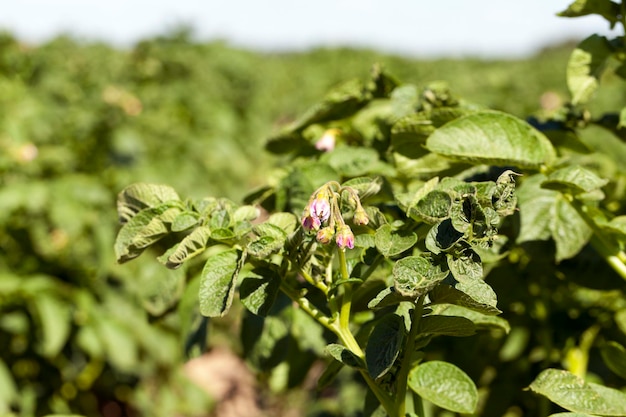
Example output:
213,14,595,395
409,361,478,413
393,256,449,298
567,35,614,105
529,368,626,415
426,110,556,169
199,249,243,317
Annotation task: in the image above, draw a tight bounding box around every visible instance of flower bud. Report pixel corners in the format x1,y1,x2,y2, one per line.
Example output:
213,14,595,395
302,214,321,231
336,225,355,250
316,227,334,244
353,207,369,226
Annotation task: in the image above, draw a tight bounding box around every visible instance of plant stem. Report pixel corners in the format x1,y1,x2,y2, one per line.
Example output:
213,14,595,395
279,282,335,332
335,247,399,416
569,198,626,281
395,295,425,417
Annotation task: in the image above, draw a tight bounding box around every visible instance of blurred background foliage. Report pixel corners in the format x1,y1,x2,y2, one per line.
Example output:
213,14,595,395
1,26,625,417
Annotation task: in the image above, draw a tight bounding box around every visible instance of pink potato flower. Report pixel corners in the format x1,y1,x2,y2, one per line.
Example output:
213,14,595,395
335,225,355,250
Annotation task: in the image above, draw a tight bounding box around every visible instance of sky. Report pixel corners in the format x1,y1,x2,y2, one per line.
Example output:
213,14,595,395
0,0,622,58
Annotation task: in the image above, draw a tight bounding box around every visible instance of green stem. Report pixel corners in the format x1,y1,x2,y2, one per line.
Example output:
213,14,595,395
334,248,398,416
279,282,335,332
299,268,329,295
569,198,626,281
396,296,426,417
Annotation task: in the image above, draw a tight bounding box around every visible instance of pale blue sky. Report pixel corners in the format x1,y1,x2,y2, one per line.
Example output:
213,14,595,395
1,1,621,57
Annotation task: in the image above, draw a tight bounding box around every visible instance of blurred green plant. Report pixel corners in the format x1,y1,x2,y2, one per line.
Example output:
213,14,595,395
4,1,626,416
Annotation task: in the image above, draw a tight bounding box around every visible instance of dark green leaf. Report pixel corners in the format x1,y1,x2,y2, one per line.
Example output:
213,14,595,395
419,315,476,337
393,256,449,298
567,35,614,105
239,267,281,317
529,368,626,415
425,110,556,169
366,314,405,379
600,341,626,380
409,361,478,413
199,249,243,317
558,0,621,26
424,219,464,254
375,224,417,257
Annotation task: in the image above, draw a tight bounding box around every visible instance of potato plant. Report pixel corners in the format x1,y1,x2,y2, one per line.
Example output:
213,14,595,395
113,2,626,416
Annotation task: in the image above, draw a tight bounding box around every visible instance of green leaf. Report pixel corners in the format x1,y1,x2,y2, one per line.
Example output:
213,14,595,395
239,267,281,317
0,358,18,409
542,165,608,195
375,224,417,257
413,190,452,224
164,226,211,269
288,78,371,132
424,219,464,254
548,413,598,417
199,249,243,317
117,183,180,224
430,304,509,333
366,314,405,379
321,146,388,177
408,361,478,413
341,176,382,200
447,249,483,282
233,205,260,223
30,293,71,358
247,223,287,258
171,212,199,232
517,175,592,261
419,315,476,337
368,286,415,309
600,341,626,380
529,368,626,415
429,284,502,315
114,204,180,263
326,344,365,369
558,0,621,26
567,35,614,105
425,110,556,169
95,315,138,371
393,256,449,298
267,212,298,235
131,254,185,315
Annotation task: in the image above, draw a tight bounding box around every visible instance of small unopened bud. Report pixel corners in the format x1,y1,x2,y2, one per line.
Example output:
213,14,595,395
316,227,334,244
336,225,355,250
353,207,369,226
